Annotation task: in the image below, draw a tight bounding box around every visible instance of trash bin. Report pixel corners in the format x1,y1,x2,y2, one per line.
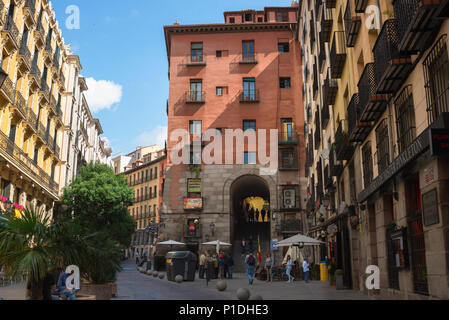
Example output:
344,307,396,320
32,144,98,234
320,262,329,282
166,251,198,282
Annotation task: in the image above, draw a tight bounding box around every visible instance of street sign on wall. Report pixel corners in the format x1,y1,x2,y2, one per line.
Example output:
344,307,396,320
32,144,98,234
184,198,203,210
430,128,449,156
187,178,202,193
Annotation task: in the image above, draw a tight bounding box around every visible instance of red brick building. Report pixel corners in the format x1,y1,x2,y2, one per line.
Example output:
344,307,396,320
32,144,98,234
160,4,306,267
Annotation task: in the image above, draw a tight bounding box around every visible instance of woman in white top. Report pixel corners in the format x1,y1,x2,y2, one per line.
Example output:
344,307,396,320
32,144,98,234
285,255,294,283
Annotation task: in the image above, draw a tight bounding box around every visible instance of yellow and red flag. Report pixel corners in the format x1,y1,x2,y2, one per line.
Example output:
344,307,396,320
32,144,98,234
257,235,262,264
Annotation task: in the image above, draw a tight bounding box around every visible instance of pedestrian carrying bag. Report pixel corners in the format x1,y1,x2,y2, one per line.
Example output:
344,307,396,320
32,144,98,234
248,255,255,266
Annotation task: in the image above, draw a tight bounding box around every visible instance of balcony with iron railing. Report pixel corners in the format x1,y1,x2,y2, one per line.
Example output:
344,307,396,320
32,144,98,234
344,0,361,47
329,146,344,177
318,40,326,73
29,63,42,90
53,143,60,159
2,17,20,51
14,91,27,119
334,119,355,161
320,7,333,44
0,130,59,195
38,122,46,141
279,131,300,145
373,19,413,94
324,164,333,189
323,70,338,106
39,80,50,104
239,89,260,103
18,43,32,70
26,107,38,131
321,102,330,129
313,64,319,99
23,0,37,25
347,93,371,143
240,52,258,64
34,20,45,47
394,0,442,54
49,95,57,114
281,219,302,234
279,151,299,170
326,0,336,8
46,134,55,152
0,72,14,103
185,54,206,66
357,62,388,123
0,2,4,26
185,91,206,104
310,18,316,46
314,113,321,149
330,31,347,79
55,102,63,119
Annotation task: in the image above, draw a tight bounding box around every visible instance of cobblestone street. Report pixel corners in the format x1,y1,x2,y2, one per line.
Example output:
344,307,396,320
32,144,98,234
113,262,370,300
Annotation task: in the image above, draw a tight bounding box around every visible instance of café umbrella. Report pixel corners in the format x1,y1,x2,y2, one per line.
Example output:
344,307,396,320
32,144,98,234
157,240,186,251
273,234,325,247
202,240,232,254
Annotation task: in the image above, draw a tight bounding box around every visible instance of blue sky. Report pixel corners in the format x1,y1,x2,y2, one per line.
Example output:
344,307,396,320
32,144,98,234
51,0,294,156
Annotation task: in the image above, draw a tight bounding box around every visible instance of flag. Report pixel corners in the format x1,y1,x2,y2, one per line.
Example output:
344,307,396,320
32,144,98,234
257,235,261,264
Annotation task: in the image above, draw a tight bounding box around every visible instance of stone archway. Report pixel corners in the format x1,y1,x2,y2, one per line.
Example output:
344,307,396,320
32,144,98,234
227,172,277,271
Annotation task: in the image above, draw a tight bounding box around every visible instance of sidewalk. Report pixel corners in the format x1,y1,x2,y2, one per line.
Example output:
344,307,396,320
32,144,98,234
0,282,26,300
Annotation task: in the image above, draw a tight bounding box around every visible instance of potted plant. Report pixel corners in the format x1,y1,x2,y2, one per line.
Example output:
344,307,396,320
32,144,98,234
335,269,344,290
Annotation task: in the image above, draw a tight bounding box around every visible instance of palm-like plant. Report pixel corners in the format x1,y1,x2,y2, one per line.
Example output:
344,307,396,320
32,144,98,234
0,208,85,300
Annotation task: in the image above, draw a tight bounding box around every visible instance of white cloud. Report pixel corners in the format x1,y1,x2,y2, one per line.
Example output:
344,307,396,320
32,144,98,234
84,77,122,113
136,126,167,148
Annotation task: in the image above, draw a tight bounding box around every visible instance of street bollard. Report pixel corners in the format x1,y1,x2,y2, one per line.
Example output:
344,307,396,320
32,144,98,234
216,281,227,291
159,273,165,280
153,271,159,278
175,275,183,283
236,288,250,300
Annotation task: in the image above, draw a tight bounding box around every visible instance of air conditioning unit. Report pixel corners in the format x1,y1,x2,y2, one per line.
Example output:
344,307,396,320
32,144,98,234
283,189,296,209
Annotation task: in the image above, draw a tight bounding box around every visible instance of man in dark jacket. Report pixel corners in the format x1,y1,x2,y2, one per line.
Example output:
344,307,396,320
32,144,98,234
226,254,234,279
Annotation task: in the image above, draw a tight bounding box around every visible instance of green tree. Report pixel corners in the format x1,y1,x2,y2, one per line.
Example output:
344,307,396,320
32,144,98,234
63,163,136,283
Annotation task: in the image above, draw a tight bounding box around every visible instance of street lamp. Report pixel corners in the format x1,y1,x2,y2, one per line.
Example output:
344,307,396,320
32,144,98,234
0,69,8,88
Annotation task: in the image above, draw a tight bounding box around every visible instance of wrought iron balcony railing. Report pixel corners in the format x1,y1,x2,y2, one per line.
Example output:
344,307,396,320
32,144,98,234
240,53,258,64
355,0,368,13
334,119,355,161
357,62,388,122
185,54,206,66
39,81,50,103
320,7,333,44
394,0,442,54
347,93,371,143
324,164,333,189
373,19,412,94
185,91,206,104
344,0,362,47
38,122,46,140
0,130,59,195
24,0,37,24
279,150,299,170
14,91,27,119
321,102,330,129
318,40,326,73
26,107,38,131
18,43,32,69
239,89,260,103
29,63,42,88
50,96,57,114
326,0,336,8
329,146,344,177
281,220,302,233
323,70,338,106
279,132,300,145
3,18,20,49
0,73,14,103
330,31,347,79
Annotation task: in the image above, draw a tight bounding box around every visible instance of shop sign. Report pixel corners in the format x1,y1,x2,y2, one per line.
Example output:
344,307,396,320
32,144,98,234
422,189,439,226
358,129,430,203
187,178,202,193
430,128,449,156
184,198,203,210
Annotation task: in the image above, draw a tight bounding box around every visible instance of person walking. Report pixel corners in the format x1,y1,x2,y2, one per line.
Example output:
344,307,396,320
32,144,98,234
303,257,310,283
135,251,140,265
218,252,225,280
199,252,206,279
245,252,257,285
285,255,294,283
226,254,234,279
241,238,247,256
212,254,219,279
265,253,273,282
